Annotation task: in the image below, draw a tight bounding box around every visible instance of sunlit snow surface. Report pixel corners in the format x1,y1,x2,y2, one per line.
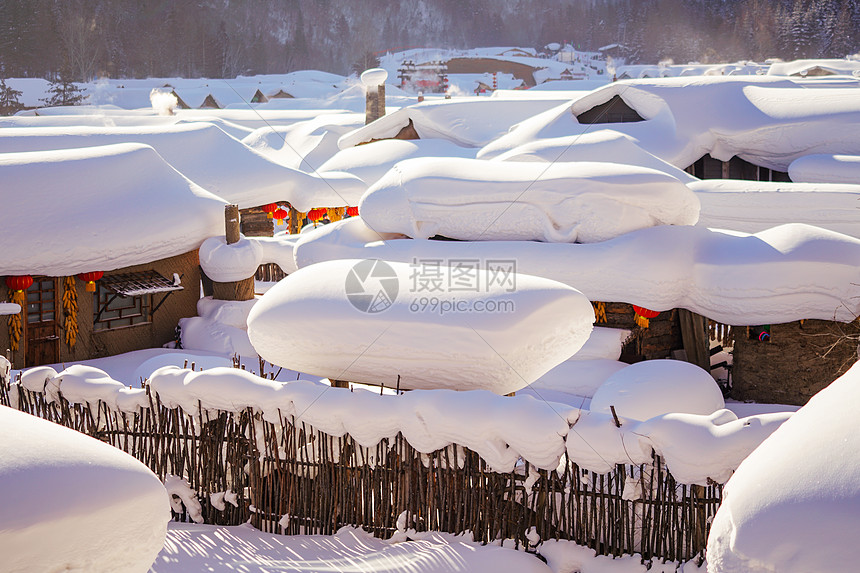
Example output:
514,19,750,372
152,523,551,573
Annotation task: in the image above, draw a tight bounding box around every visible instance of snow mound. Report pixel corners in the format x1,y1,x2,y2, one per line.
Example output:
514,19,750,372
0,143,226,276
359,158,699,242
706,361,860,573
528,359,629,403
788,153,860,185
0,405,170,572
178,297,258,358
569,327,631,361
247,258,595,394
567,407,791,483
590,360,725,421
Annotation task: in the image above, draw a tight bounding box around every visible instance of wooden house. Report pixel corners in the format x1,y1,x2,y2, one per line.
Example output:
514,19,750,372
2,254,202,367
267,89,294,99
0,143,226,369
199,94,221,109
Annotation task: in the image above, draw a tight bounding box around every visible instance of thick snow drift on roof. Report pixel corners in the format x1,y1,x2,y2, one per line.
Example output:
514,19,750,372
788,153,860,184
589,360,725,421
242,113,365,171
492,129,698,183
478,76,860,172
689,179,860,238
0,123,365,210
247,259,595,394
0,405,169,573
319,138,477,187
338,97,574,149
360,158,699,242
706,361,860,573
767,58,860,77
0,143,226,276
294,217,860,324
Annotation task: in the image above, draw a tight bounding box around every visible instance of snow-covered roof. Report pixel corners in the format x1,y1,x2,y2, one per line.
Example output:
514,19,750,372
767,58,860,78
337,96,576,149
247,258,595,395
690,179,860,238
479,76,860,171
359,157,699,242
788,153,860,184
294,218,860,325
242,112,365,171
318,138,476,188
0,143,227,276
0,123,366,210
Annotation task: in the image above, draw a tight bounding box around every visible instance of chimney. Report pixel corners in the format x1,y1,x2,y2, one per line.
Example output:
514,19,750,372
361,68,388,125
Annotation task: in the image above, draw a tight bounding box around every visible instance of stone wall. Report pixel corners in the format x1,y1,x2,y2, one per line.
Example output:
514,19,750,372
732,319,859,405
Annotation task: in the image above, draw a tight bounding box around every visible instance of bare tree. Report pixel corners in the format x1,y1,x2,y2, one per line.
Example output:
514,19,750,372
56,9,101,81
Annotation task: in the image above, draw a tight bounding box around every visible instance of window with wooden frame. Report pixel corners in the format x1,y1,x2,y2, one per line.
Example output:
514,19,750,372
93,283,151,331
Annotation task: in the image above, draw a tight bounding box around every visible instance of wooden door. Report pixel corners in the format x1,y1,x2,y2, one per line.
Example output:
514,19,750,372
25,277,59,367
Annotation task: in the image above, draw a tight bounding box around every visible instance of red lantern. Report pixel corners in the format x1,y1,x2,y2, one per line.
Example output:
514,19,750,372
273,208,288,225
77,271,104,293
307,208,327,223
5,275,33,293
632,305,660,329
262,203,278,219
346,206,359,218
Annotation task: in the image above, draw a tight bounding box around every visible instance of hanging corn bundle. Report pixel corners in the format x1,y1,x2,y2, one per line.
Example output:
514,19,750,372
63,276,78,349
5,275,33,352
328,207,345,222
592,301,607,324
296,211,307,232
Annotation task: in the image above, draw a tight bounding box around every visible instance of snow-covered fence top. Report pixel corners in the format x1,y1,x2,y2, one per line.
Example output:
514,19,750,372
12,363,789,485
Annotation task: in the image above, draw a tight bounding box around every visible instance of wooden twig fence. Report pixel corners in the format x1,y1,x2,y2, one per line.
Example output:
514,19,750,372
1,376,720,564
255,263,287,283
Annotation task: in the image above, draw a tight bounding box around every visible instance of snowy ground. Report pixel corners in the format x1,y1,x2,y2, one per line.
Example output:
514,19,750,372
152,524,551,573
152,522,707,573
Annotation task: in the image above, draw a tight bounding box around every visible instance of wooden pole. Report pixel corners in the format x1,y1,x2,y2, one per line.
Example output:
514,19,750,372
213,204,256,301
225,204,240,244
